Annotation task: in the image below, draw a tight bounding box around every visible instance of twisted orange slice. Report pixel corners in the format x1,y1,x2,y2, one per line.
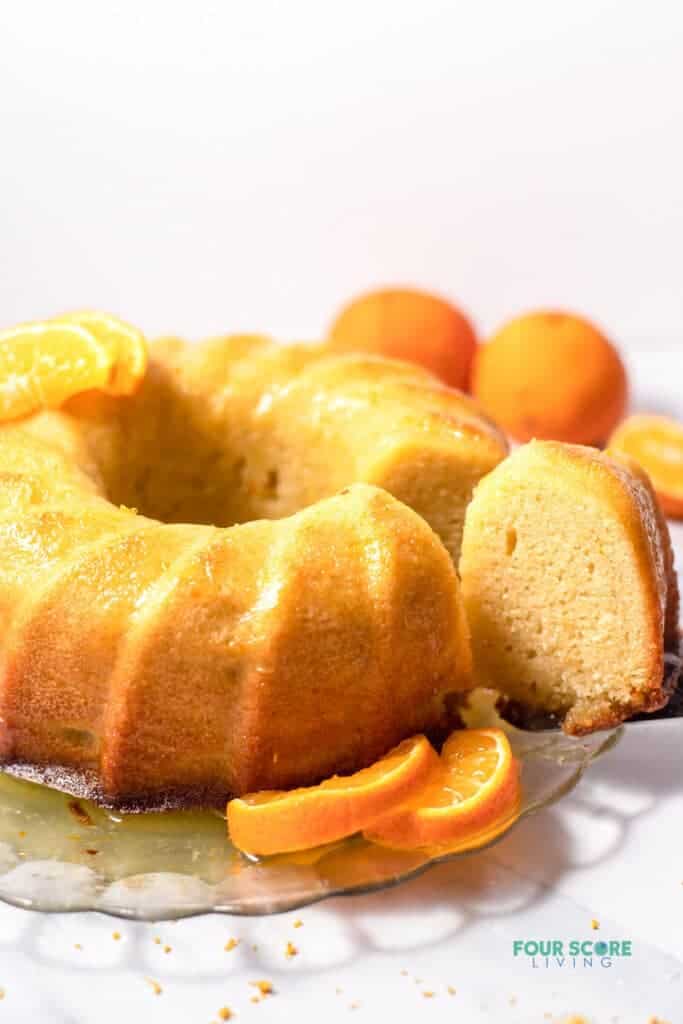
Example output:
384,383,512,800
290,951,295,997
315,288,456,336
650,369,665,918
0,312,149,422
363,728,520,850
609,414,683,519
55,310,148,396
227,736,439,856
0,321,115,422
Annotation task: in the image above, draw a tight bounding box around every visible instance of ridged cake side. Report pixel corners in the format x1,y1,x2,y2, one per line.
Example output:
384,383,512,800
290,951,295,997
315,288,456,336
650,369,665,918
0,423,470,803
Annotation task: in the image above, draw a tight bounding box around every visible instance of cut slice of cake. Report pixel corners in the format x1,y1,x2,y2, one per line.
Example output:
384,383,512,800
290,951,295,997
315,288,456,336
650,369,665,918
459,440,679,734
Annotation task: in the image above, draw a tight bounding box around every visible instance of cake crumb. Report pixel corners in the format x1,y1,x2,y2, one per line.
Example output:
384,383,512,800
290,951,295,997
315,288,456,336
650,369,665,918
74,943,82,951
448,986,457,995
18,831,26,838
648,1018,671,1024
145,978,162,996
153,936,161,945
250,996,260,1004
163,945,172,954
250,980,273,997
349,1002,360,1010
68,800,93,827
423,990,435,998
112,931,121,941
293,918,303,928
591,918,600,930
217,1008,233,1021
0,987,5,1000
224,937,239,952
285,941,298,958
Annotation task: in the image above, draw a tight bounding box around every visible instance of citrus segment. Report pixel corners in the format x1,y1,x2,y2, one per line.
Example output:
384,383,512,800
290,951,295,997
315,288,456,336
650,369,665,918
227,735,440,856
55,310,148,395
0,321,114,422
363,728,520,849
608,414,683,519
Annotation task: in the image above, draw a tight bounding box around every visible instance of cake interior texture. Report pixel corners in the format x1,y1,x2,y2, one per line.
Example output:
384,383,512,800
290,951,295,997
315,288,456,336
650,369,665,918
459,440,679,734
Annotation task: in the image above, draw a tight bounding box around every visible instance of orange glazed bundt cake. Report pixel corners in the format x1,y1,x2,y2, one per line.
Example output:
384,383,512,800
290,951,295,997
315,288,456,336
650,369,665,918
60,335,508,564
0,334,507,806
459,440,680,735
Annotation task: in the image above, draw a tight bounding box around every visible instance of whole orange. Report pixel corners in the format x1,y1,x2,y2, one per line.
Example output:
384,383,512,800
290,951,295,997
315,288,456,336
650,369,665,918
472,311,628,444
328,287,478,391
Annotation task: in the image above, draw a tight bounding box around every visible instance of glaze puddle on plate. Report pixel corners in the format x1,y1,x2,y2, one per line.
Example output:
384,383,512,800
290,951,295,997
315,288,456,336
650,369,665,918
0,694,622,919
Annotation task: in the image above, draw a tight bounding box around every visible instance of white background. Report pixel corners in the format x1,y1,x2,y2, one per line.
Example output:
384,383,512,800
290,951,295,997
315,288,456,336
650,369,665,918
1,4,683,1022
0,0,682,352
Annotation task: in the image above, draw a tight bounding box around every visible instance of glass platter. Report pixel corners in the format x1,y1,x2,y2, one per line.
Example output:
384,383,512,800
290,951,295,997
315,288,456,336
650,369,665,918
0,692,623,920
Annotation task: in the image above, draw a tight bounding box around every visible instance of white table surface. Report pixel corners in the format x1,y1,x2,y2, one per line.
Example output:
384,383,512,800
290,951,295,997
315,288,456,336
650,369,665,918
0,349,681,1024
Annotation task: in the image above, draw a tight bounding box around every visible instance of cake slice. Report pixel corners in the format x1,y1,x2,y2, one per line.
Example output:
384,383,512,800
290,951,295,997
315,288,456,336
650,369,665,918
459,440,679,734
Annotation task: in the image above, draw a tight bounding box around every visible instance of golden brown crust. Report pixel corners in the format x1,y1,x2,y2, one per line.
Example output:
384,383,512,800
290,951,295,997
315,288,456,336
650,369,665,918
499,641,681,734
0,338,489,804
0,466,470,801
607,449,680,651
563,684,670,736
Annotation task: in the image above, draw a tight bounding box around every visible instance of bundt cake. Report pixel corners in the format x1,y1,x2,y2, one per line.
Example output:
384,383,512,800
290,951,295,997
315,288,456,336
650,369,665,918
0,334,502,806
459,440,680,734
57,335,508,564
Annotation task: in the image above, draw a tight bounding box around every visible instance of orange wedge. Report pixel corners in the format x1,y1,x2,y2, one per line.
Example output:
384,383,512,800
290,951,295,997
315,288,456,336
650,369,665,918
0,321,115,422
363,728,520,850
227,736,440,856
54,310,148,395
608,414,683,519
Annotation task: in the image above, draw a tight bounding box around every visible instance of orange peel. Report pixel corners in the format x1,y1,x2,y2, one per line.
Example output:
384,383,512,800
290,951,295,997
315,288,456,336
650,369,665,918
54,310,147,395
227,735,439,856
0,320,115,422
0,312,148,423
609,414,683,519
364,728,520,849
473,311,627,444
328,287,477,390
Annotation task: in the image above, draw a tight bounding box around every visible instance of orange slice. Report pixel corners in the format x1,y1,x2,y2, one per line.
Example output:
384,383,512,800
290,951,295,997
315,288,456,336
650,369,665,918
227,735,440,856
0,321,115,422
608,414,683,519
55,310,148,395
363,728,520,850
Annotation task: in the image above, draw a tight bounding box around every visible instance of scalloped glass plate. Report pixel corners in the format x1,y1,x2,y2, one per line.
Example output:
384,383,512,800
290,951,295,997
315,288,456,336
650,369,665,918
0,694,621,920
